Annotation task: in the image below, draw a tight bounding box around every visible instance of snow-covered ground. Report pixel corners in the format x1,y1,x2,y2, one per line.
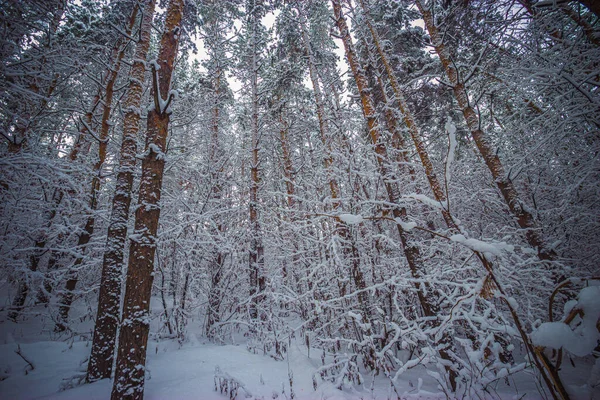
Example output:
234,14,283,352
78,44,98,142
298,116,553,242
0,296,597,400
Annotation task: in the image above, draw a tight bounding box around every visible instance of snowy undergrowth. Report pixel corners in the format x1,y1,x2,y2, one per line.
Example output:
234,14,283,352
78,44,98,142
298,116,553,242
1,290,598,399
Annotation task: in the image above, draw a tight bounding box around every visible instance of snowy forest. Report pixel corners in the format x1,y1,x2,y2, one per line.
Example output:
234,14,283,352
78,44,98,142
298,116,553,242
1,0,599,399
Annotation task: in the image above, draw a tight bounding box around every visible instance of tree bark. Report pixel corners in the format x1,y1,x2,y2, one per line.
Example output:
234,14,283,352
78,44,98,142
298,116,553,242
416,0,556,261
8,189,63,319
357,0,457,231
110,0,183,397
5,1,67,316
4,0,66,153
248,7,265,321
300,6,370,317
55,4,140,332
331,0,458,390
279,114,295,209
87,0,155,382
206,48,226,336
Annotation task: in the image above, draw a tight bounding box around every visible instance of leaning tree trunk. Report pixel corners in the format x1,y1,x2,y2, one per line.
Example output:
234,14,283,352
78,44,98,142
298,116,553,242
356,0,457,232
415,0,556,262
331,0,458,391
87,0,155,382
300,8,371,319
357,0,520,365
110,0,183,398
55,4,140,332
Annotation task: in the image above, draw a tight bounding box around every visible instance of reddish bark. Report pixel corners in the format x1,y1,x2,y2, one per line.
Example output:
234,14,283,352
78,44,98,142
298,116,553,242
331,0,458,390
300,7,370,315
357,0,457,231
416,0,556,261
206,56,225,336
56,4,140,332
279,114,295,209
87,0,155,382
111,0,184,397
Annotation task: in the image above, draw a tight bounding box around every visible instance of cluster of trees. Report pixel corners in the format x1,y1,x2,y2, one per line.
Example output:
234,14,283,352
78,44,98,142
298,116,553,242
1,0,598,398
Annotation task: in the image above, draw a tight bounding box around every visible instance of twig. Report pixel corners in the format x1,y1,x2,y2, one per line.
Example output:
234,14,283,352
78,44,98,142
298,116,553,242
15,345,35,374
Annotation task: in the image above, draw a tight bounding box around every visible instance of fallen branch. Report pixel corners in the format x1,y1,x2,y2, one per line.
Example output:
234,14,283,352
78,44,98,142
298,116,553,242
15,345,34,375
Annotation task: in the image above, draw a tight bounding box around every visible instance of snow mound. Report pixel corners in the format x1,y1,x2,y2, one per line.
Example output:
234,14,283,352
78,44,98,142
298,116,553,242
338,213,364,225
531,286,600,357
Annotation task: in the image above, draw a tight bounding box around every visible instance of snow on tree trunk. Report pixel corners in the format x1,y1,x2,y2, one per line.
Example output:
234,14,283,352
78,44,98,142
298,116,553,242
88,0,155,382
357,0,457,232
331,0,458,391
110,0,183,398
300,5,371,322
248,4,265,321
55,4,141,333
416,0,556,262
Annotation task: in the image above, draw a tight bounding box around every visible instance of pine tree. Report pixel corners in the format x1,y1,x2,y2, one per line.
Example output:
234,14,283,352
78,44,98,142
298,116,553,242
87,0,157,382
331,0,458,390
111,0,184,397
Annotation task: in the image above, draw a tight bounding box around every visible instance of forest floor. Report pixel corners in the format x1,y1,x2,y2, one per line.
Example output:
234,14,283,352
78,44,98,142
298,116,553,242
0,293,597,399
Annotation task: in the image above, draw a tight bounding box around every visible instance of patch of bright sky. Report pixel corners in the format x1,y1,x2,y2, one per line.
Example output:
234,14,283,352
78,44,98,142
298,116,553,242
190,8,348,100
187,5,421,101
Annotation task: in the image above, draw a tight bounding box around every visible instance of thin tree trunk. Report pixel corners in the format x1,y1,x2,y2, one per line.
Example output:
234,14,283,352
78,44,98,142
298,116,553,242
279,113,295,210
56,4,140,332
206,60,225,337
111,0,183,397
8,241,45,320
300,8,371,318
9,190,63,319
416,0,556,261
357,0,456,231
6,1,66,316
277,111,295,283
356,0,520,367
300,16,340,205
87,0,155,382
559,3,600,46
249,8,265,321
331,0,458,390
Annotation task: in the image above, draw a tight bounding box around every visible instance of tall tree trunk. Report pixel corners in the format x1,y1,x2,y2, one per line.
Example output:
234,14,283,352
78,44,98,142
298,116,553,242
416,0,556,261
300,8,371,318
331,0,458,391
299,15,340,205
55,4,140,332
278,113,295,210
357,0,456,231
87,0,155,382
6,1,67,317
277,111,295,283
248,7,265,321
206,59,225,336
111,0,183,397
